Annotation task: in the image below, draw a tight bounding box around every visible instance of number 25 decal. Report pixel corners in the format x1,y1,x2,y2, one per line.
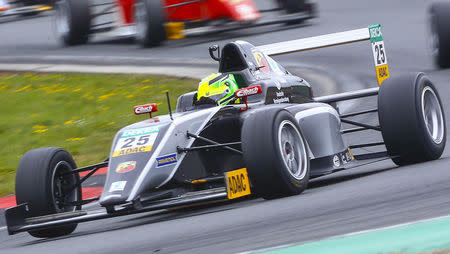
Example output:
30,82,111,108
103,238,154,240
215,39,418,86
121,135,150,149
375,44,386,65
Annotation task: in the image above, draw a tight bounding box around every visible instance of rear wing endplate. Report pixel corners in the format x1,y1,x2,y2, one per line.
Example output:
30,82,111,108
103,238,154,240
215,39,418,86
257,24,390,85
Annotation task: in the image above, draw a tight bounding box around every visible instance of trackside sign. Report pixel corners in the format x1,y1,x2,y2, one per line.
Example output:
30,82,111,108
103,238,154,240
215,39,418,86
369,24,390,85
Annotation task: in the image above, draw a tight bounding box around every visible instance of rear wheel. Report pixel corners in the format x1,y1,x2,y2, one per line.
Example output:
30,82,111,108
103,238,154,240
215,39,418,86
15,147,81,238
54,0,91,46
429,1,450,68
135,0,166,47
378,73,446,165
278,0,315,25
242,109,310,199
279,0,307,13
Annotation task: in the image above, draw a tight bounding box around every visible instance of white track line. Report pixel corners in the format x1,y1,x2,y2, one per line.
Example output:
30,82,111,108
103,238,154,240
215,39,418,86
239,214,450,254
0,63,215,79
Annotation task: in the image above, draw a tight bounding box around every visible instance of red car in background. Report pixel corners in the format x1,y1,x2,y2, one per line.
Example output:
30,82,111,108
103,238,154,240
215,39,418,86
54,0,316,47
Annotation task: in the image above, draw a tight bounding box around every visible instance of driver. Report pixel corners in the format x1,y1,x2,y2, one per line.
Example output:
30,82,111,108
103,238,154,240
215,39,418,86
196,73,240,106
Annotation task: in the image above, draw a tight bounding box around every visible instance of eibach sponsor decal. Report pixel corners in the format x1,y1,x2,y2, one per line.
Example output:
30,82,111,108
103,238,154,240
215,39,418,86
115,161,136,173
134,103,157,115
112,126,160,157
235,85,262,98
156,153,177,167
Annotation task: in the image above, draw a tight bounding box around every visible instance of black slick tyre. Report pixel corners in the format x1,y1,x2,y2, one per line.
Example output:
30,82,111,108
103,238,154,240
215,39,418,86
15,147,81,238
279,0,307,13
278,0,315,25
242,109,310,199
378,73,446,166
134,0,166,47
429,1,450,68
54,0,91,46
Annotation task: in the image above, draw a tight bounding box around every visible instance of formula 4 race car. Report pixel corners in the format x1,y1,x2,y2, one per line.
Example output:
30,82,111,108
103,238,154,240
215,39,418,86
5,24,446,237
429,1,450,68
53,0,316,47
0,0,52,17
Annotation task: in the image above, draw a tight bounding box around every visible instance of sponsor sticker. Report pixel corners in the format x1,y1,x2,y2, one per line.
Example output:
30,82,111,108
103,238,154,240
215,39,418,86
112,126,160,157
109,181,126,192
134,103,157,115
226,168,251,199
343,148,354,164
333,155,341,167
156,153,177,167
369,24,390,85
273,97,290,104
235,85,262,98
369,24,383,43
115,161,136,173
347,147,355,160
333,149,354,167
253,51,270,73
121,126,160,138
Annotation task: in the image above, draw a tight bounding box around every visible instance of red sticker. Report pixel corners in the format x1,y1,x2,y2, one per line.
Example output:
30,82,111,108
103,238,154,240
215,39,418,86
134,103,158,115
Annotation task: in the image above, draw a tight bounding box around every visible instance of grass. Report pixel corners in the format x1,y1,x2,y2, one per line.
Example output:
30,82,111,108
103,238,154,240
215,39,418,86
0,72,199,196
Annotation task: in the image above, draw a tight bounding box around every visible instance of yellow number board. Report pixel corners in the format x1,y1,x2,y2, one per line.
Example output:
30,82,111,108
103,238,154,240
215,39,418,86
225,168,251,199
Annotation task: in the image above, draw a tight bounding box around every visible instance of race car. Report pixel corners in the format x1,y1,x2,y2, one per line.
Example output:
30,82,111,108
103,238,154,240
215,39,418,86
429,1,450,68
53,0,317,47
0,0,52,17
5,24,446,238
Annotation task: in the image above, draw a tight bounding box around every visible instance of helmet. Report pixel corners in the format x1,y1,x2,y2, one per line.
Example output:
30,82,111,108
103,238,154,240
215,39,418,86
196,73,239,106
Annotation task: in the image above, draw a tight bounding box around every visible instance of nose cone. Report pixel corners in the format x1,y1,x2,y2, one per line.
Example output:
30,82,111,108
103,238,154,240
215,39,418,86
99,124,164,207
99,159,146,207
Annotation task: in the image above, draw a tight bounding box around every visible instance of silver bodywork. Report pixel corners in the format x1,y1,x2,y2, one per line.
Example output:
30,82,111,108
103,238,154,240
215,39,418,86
99,101,345,207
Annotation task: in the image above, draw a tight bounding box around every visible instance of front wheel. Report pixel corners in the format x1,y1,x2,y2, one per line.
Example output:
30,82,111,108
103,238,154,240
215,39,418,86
378,73,446,165
54,0,91,46
134,0,166,47
15,147,81,238
242,109,310,199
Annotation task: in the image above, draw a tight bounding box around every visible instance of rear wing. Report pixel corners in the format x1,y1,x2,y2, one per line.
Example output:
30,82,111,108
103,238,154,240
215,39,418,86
257,24,390,85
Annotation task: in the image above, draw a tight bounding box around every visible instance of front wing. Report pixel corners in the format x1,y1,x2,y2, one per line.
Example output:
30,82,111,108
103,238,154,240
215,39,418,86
5,168,251,235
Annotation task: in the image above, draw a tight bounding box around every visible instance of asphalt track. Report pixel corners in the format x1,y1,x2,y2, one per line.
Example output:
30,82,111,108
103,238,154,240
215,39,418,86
1,0,450,253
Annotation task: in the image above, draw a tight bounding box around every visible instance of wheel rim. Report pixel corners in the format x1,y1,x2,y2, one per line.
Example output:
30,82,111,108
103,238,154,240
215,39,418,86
421,86,445,144
135,1,147,41
55,0,69,37
278,120,308,180
51,161,79,213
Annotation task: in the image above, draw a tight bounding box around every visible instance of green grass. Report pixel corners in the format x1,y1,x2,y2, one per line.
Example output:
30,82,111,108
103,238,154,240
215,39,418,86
0,72,199,196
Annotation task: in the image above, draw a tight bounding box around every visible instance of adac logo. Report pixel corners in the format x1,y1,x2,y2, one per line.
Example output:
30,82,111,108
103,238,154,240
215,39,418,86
116,161,136,173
